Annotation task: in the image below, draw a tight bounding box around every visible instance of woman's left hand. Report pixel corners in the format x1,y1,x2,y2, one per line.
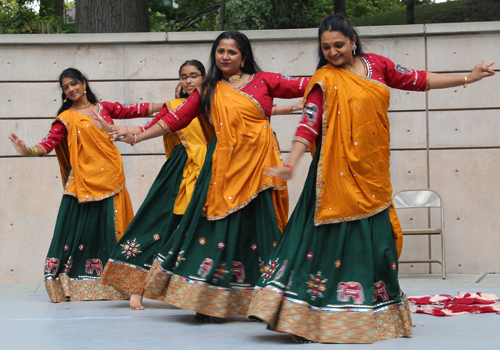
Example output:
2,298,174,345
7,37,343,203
468,59,495,83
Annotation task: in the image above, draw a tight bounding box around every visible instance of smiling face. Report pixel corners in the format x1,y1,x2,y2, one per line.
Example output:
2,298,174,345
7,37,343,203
320,30,356,67
61,76,87,103
215,38,246,78
179,64,204,96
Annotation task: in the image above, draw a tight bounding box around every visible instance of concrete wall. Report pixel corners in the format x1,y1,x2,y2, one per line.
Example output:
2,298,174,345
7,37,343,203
1,22,499,285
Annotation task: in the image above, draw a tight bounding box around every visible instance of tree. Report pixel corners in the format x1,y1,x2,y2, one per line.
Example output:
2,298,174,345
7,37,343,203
407,0,415,24
75,0,149,33
334,0,346,16
218,0,225,30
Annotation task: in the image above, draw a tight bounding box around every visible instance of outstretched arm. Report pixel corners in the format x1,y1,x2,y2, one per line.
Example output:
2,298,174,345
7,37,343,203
9,133,47,157
428,59,495,89
272,100,304,116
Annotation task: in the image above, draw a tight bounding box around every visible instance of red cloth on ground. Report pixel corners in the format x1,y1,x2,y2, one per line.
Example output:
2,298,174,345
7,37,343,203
408,292,500,316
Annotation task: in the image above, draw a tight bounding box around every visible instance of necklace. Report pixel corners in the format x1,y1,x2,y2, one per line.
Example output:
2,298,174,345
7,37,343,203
343,57,356,72
73,102,91,109
223,72,244,83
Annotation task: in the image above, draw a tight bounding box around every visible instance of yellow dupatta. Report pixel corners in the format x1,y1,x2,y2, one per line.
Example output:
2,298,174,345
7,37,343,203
162,98,209,215
53,110,133,240
306,66,403,255
203,82,289,232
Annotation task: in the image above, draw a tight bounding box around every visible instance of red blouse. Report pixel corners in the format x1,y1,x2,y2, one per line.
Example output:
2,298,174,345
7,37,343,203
295,53,429,146
39,102,152,154
147,72,310,133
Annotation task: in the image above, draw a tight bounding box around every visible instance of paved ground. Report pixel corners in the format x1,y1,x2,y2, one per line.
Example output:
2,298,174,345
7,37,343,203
1,274,499,350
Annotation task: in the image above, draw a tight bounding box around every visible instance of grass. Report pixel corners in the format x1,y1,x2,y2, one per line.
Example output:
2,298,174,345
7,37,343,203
350,0,500,27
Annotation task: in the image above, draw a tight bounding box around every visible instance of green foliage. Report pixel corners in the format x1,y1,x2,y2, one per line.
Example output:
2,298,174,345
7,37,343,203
149,0,189,32
224,0,316,30
351,0,500,26
0,0,74,33
313,0,406,22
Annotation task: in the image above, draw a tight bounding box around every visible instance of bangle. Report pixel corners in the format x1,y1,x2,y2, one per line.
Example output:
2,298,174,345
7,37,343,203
463,76,467,88
286,106,293,115
131,133,137,146
272,104,276,116
285,164,294,171
27,146,38,157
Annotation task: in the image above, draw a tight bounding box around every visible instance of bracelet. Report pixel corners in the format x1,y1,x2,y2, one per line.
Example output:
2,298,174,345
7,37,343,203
463,76,467,88
131,133,137,146
272,104,276,116
286,106,293,115
285,164,294,171
27,146,38,157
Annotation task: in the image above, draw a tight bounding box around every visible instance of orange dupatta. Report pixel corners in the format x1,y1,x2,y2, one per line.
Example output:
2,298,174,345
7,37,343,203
53,110,133,240
162,98,209,215
203,82,289,232
306,66,403,255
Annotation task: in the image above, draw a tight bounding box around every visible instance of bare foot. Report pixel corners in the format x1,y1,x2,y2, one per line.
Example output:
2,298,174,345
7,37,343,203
194,312,210,322
129,294,145,310
290,334,314,344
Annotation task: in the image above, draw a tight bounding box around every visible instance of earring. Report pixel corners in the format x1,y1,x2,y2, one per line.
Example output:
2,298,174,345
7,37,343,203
84,89,87,94
64,96,67,102
241,62,244,68
352,44,357,56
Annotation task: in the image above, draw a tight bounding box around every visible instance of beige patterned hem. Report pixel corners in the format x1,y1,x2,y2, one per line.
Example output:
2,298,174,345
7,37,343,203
45,275,127,303
100,260,148,296
164,274,254,317
247,288,412,344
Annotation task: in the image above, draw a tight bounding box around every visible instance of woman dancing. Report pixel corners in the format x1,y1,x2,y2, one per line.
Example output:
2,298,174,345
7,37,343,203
101,31,309,320
9,68,162,302
247,15,495,343
98,60,211,310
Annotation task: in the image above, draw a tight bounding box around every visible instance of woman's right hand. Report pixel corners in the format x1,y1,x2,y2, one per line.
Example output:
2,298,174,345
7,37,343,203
264,166,293,181
175,81,182,99
9,133,29,155
110,125,135,144
87,107,116,133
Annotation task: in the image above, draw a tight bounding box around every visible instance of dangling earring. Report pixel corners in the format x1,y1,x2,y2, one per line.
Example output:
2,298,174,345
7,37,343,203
241,62,244,68
64,96,67,102
352,44,357,56
84,89,87,94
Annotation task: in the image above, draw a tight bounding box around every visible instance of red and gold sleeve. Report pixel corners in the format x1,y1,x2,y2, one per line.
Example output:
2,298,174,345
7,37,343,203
263,72,310,99
379,55,429,91
294,85,323,147
101,101,153,120
150,90,201,134
39,120,67,154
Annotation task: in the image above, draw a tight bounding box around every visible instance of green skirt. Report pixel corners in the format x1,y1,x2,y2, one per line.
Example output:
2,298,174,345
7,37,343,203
44,194,127,302
143,135,283,317
100,144,188,296
247,146,413,343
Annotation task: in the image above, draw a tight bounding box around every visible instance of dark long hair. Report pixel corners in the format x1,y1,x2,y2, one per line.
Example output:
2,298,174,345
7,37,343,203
316,15,363,70
200,30,262,117
57,68,98,115
178,59,207,99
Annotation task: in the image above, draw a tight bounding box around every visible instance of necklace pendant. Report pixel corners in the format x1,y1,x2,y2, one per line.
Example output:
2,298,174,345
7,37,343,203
228,74,242,83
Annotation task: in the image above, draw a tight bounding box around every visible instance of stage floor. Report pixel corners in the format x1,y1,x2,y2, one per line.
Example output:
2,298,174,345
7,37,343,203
1,273,499,350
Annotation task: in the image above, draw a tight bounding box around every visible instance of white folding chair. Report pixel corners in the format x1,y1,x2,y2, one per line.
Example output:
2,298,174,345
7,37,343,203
393,189,446,279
